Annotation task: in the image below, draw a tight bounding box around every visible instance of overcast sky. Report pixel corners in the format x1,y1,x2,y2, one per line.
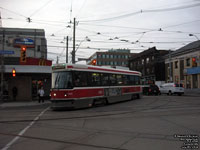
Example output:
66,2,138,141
1,0,200,64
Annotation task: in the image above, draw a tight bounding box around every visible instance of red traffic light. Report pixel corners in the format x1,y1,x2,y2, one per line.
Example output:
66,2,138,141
92,59,97,65
12,68,16,77
192,57,196,62
21,46,27,51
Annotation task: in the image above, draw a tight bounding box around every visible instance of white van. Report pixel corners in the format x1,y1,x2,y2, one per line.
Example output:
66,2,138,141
159,83,184,96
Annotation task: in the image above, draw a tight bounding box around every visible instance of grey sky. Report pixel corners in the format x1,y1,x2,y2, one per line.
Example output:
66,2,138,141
1,0,200,64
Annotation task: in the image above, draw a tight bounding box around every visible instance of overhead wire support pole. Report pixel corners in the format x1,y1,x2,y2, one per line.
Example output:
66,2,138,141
1,29,5,101
66,36,68,63
72,18,76,64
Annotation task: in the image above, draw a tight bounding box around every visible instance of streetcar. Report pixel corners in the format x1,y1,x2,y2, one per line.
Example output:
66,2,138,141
50,64,142,110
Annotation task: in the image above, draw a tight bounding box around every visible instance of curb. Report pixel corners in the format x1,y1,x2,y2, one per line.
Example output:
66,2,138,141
0,101,51,108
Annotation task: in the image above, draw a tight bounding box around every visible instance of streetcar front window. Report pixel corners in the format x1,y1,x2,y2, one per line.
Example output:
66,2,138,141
52,72,73,89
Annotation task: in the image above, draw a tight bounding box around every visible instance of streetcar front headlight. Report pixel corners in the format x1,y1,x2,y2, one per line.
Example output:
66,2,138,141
53,93,56,96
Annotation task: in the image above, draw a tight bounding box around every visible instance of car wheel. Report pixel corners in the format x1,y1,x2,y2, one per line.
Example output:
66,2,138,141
168,91,172,95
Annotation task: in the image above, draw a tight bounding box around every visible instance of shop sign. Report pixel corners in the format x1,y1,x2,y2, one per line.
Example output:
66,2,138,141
14,38,35,48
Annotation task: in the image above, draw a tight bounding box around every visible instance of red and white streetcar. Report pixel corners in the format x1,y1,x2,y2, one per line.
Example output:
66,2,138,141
50,64,142,110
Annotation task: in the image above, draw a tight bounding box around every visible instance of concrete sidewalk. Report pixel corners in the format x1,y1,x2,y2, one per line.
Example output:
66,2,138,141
0,100,51,108
184,89,200,97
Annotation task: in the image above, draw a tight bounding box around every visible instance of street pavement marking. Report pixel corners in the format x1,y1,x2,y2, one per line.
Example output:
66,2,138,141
1,107,50,150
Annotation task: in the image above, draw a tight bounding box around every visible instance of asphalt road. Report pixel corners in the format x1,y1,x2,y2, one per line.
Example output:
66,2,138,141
0,95,200,150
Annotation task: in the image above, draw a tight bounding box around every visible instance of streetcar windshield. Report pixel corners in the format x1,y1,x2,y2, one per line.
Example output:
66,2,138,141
52,71,73,89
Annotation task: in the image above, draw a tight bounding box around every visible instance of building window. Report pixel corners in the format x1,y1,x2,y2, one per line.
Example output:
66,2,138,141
175,61,178,69
146,57,149,63
37,45,41,51
142,59,144,65
186,58,190,67
146,68,150,74
152,67,154,73
106,55,109,59
102,54,105,58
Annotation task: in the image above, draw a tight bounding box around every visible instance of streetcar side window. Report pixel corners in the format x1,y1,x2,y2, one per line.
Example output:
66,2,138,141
122,75,129,85
101,73,109,86
116,74,123,85
110,74,117,86
73,71,88,87
135,76,140,85
128,75,135,85
90,72,101,86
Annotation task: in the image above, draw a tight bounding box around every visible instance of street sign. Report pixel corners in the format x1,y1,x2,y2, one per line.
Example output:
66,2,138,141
0,50,15,55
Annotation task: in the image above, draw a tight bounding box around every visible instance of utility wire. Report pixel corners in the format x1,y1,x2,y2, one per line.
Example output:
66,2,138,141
0,7,27,18
79,3,200,23
29,0,55,17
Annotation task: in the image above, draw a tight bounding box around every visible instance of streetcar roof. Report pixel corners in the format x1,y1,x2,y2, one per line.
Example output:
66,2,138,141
52,63,141,76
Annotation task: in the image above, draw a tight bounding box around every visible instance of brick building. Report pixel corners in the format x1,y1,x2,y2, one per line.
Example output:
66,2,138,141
129,47,169,84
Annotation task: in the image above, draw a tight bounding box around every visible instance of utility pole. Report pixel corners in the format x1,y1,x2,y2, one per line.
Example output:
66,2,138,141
169,50,172,82
56,56,59,64
1,29,5,100
66,36,68,63
72,18,76,64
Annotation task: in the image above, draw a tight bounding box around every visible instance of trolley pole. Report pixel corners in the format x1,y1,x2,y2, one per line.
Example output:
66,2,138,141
72,18,76,64
66,36,68,63
0,29,5,101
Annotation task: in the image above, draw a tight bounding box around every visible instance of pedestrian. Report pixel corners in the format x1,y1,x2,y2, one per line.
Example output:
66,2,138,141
38,87,45,103
12,86,18,101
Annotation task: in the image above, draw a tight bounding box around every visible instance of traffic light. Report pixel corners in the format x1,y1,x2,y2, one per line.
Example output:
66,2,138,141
20,46,27,62
192,57,197,67
92,59,97,65
12,68,16,77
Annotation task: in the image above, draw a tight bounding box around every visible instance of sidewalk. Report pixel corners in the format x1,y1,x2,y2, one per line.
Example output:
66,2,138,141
0,100,51,108
184,88,200,97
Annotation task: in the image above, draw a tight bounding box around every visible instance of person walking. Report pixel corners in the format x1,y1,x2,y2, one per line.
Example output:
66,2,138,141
38,87,45,103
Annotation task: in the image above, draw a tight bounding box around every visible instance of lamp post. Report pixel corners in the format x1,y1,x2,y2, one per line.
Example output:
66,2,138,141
71,36,90,63
189,34,199,40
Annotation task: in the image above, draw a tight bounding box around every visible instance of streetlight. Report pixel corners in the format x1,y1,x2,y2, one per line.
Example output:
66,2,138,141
189,34,199,40
71,36,91,63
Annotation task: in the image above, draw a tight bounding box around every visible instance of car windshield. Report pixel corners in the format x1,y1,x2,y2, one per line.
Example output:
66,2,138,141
52,71,73,89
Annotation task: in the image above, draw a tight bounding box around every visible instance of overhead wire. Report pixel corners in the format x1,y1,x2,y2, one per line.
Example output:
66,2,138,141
29,0,55,17
79,2,200,23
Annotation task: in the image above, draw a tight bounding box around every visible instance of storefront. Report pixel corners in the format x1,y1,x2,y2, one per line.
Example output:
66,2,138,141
185,66,200,89
2,64,51,101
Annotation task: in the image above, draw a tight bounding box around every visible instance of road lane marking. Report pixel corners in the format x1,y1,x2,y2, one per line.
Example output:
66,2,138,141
1,107,49,150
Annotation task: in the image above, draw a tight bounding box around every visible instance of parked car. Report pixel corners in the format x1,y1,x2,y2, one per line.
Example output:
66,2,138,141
143,84,160,95
159,83,184,96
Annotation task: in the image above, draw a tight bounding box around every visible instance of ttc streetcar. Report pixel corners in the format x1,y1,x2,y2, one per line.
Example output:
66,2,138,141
50,64,142,110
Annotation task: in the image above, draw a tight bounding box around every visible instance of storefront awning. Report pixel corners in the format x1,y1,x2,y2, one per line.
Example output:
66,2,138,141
3,65,52,74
